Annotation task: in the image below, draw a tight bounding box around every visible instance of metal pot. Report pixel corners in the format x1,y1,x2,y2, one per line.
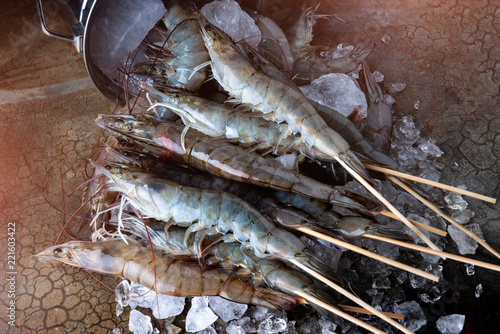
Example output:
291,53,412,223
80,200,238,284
37,0,165,101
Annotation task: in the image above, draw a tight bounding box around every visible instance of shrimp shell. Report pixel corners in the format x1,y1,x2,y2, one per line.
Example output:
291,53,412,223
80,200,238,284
35,239,299,310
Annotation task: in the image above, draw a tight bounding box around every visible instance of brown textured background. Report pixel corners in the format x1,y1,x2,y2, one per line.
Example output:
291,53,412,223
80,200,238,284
1,0,499,333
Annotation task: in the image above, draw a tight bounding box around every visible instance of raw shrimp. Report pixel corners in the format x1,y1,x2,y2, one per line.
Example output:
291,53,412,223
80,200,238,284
284,4,374,84
92,162,341,284
143,83,332,161
135,0,209,92
198,14,373,183
35,239,299,310
251,13,295,73
291,37,375,86
359,61,393,154
96,114,378,211
114,219,345,326
103,146,390,241
275,191,413,241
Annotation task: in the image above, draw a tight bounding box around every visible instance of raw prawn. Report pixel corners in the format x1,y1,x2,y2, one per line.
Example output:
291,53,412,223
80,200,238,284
143,83,332,161
134,0,209,92
35,239,299,310
113,219,345,326
102,147,397,241
92,162,341,284
359,61,393,153
96,114,379,212
198,14,373,184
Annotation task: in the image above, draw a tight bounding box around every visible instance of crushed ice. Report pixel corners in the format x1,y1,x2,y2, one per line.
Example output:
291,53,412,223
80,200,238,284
436,314,465,334
185,297,218,332
201,0,262,46
300,73,368,118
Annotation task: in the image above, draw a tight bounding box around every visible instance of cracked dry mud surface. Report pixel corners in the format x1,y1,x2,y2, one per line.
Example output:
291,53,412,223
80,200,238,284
1,0,499,333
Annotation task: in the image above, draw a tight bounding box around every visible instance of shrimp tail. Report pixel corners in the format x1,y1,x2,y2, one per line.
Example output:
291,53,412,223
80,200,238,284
339,150,375,186
341,189,384,212
295,253,342,285
368,225,415,242
348,36,375,61
303,286,345,327
245,285,301,311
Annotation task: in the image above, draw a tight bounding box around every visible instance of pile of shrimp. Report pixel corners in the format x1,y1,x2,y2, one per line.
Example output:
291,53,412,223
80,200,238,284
36,1,499,333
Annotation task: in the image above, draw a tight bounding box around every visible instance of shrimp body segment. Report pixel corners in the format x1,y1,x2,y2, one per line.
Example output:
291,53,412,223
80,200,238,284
35,240,299,310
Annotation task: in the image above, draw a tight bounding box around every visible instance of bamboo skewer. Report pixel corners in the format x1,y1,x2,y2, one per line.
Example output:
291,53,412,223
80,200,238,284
296,227,439,282
364,163,497,204
297,298,405,320
339,304,404,320
335,157,442,253
364,234,500,273
389,176,500,260
291,260,414,334
379,210,447,237
292,291,387,334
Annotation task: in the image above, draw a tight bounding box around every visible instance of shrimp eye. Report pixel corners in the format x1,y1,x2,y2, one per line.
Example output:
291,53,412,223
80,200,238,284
53,248,62,256
105,165,111,170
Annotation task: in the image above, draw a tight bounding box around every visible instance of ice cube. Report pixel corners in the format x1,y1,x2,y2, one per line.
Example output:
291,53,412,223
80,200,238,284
393,301,427,332
387,82,406,94
208,296,247,322
451,210,475,225
257,317,287,334
198,326,217,334
372,277,391,290
447,224,479,255
464,263,475,276
414,100,421,110
475,284,483,298
151,294,185,319
392,116,420,146
381,34,392,44
201,0,261,46
321,43,354,59
444,192,468,211
436,314,465,334
226,320,246,334
185,297,218,332
418,168,441,191
129,309,154,334
384,94,396,105
372,71,384,82
115,280,131,317
299,73,368,118
252,306,271,321
128,281,156,310
418,139,444,157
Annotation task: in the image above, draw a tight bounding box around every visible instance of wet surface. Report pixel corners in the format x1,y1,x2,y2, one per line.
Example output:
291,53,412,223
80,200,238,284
0,0,499,333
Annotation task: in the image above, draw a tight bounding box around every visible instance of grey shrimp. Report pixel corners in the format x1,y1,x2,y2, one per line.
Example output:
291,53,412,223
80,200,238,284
35,239,299,310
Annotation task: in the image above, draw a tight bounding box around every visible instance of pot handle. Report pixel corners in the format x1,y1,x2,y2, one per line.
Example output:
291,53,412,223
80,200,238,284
36,0,83,52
